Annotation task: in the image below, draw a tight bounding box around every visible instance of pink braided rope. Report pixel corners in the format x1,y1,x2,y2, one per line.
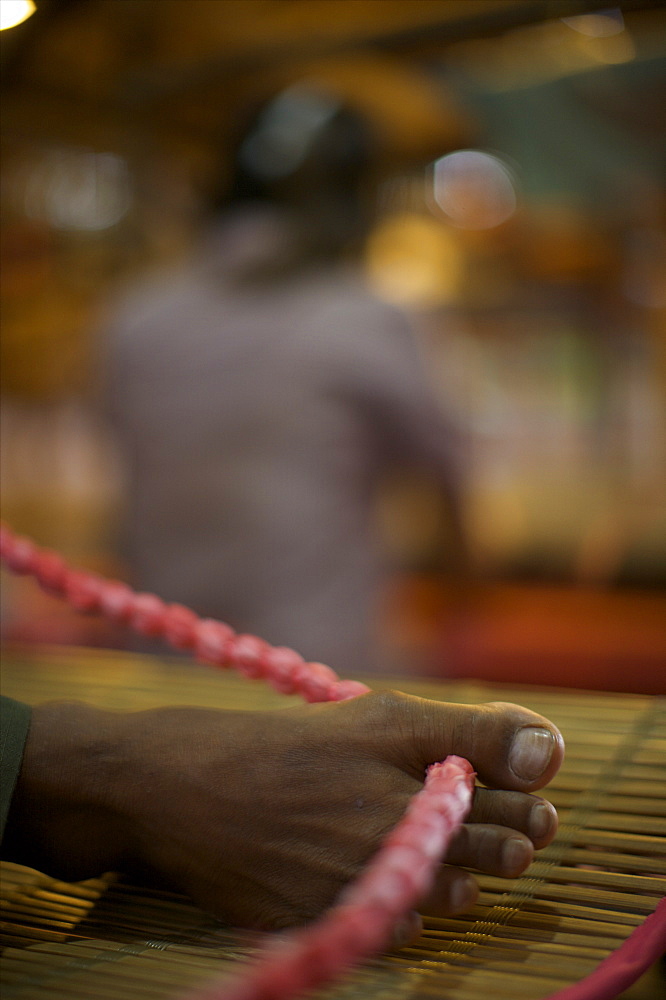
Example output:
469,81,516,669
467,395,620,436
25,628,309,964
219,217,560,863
0,524,368,704
0,524,475,1000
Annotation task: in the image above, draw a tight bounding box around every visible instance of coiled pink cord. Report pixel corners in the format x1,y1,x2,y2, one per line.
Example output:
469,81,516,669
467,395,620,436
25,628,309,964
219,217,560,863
0,524,475,1000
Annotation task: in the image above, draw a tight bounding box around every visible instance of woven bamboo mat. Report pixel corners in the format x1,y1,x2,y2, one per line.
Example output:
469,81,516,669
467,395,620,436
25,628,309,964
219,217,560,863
1,645,664,1000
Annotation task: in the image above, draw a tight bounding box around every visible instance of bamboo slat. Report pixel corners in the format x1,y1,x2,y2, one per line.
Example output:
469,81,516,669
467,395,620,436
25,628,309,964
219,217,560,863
1,644,664,1000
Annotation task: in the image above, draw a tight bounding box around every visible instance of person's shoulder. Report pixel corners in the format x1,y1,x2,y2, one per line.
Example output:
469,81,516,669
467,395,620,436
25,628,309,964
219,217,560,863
101,261,200,334
286,266,415,375
299,265,409,330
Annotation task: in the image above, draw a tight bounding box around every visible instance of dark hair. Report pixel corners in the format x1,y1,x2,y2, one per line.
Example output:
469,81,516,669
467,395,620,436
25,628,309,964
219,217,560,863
208,86,377,265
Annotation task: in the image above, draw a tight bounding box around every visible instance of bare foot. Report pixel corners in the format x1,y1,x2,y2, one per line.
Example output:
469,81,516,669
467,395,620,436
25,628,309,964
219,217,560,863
3,692,563,930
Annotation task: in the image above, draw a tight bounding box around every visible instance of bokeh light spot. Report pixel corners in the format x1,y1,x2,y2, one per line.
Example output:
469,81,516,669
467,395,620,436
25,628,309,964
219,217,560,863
431,150,517,231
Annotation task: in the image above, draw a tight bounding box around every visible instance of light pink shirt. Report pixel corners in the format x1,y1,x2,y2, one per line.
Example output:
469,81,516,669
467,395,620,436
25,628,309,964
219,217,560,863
101,210,464,673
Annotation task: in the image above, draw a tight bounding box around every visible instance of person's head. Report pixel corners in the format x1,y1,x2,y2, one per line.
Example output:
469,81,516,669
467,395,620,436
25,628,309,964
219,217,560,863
209,84,377,264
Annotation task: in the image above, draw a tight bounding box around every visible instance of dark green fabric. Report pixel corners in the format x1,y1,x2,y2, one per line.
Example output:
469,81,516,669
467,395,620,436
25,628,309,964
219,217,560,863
1,696,32,843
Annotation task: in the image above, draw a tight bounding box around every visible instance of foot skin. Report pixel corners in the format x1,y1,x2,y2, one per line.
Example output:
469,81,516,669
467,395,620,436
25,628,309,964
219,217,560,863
3,692,563,932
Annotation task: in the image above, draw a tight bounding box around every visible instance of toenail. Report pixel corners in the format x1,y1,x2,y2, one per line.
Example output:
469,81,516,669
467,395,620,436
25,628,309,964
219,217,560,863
509,727,555,782
502,837,528,874
451,876,476,913
529,801,553,841
392,911,422,948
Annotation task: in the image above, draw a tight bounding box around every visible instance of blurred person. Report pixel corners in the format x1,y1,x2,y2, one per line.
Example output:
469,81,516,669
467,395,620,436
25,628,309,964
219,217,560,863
99,85,469,674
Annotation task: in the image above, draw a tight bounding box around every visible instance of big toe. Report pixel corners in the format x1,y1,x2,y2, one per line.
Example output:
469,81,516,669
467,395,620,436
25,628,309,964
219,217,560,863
471,701,564,790
406,696,565,792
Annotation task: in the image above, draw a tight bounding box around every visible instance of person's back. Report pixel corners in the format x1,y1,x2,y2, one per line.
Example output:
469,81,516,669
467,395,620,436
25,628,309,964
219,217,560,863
102,89,467,674
102,204,465,673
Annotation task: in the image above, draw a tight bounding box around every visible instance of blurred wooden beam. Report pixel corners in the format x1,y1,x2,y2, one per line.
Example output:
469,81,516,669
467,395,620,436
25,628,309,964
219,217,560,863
117,0,664,104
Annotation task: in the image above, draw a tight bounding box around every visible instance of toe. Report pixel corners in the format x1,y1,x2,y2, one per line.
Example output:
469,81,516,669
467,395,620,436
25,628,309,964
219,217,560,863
419,867,479,919
445,822,534,877
468,788,559,849
397,695,565,792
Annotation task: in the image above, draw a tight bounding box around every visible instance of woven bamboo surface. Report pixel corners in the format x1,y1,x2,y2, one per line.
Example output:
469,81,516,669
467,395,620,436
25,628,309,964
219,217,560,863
1,645,664,1000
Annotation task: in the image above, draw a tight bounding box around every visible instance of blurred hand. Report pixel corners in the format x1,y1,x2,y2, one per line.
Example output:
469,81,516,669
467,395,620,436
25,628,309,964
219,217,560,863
4,691,563,931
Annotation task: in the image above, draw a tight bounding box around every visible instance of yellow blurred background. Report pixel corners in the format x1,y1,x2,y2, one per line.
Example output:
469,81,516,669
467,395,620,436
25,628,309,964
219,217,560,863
1,0,665,692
